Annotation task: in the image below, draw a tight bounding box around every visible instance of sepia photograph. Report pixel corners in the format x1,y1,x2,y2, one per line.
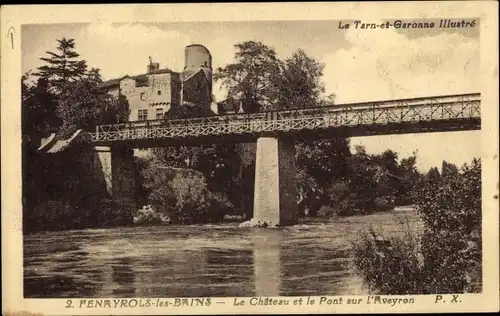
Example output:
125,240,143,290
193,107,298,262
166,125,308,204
2,2,499,315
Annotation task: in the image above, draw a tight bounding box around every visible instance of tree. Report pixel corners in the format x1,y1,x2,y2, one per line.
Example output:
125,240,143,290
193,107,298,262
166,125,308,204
141,158,231,224
30,38,126,138
417,159,481,293
101,94,131,124
352,158,482,294
396,152,423,205
426,167,441,184
371,150,401,199
277,49,326,109
346,145,380,214
56,78,126,138
296,137,351,215
34,37,87,94
442,160,459,179
86,67,103,84
22,73,60,141
150,143,242,210
214,41,282,112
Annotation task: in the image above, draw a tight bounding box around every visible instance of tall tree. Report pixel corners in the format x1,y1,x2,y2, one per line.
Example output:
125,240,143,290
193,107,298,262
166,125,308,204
214,41,282,112
442,160,459,178
56,78,126,138
86,67,103,84
277,49,326,109
371,150,401,198
34,37,87,94
396,152,423,205
22,73,60,141
296,137,351,216
349,146,380,211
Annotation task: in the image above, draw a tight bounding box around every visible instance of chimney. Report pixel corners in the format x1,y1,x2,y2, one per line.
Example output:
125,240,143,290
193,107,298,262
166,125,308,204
147,57,160,73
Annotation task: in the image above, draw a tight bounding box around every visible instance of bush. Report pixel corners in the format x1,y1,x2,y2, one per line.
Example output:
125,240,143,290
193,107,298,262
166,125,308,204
317,205,338,217
209,191,234,221
374,196,395,212
416,158,481,293
133,205,171,226
352,228,424,294
352,159,482,294
143,163,233,224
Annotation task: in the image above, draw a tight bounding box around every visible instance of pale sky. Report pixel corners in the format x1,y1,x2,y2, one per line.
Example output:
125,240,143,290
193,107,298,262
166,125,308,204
21,21,481,172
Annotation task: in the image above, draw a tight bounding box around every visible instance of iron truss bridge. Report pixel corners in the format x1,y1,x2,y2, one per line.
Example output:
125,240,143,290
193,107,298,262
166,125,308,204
89,93,481,147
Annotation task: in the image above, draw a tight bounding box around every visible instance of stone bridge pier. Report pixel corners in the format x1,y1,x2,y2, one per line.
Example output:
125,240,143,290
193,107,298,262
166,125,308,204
252,137,298,227
94,145,137,220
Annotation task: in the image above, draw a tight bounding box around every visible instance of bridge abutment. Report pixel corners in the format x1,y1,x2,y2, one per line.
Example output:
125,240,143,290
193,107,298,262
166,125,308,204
94,145,137,222
253,137,298,227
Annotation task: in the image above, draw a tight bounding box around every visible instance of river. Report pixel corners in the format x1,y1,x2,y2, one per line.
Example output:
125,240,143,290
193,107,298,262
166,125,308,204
24,209,421,298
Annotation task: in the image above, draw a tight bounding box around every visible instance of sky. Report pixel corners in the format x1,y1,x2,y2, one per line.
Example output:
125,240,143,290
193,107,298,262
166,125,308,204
21,20,481,172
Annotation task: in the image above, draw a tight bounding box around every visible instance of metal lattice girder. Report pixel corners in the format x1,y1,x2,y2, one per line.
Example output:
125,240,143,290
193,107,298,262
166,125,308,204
89,93,481,144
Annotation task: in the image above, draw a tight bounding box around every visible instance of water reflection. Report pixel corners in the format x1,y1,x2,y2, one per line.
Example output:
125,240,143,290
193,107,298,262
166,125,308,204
23,218,381,298
205,249,254,297
252,229,282,296
111,257,136,296
23,246,104,298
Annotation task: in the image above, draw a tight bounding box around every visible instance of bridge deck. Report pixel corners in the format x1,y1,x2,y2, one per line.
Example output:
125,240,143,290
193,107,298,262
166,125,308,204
89,93,481,147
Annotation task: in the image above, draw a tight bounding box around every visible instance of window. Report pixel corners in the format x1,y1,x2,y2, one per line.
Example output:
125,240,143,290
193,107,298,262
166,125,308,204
157,90,162,96
138,109,148,121
140,92,146,101
156,108,164,120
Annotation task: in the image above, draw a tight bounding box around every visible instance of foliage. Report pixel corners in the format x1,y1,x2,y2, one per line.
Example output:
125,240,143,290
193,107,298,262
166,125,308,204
277,49,326,109
296,142,423,217
133,206,171,226
22,74,61,141
22,37,133,232
56,78,128,138
27,38,129,139
295,137,351,215
86,67,103,83
28,200,76,232
352,227,424,294
417,158,481,293
396,152,423,205
214,41,283,112
352,159,482,294
215,41,355,217
343,146,379,215
150,104,246,218
141,161,232,224
34,37,87,94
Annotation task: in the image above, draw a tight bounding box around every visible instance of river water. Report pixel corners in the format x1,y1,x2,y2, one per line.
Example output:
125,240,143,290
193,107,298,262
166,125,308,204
24,210,421,298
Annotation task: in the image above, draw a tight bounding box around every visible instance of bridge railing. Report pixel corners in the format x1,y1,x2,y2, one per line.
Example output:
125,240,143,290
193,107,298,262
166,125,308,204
89,93,480,143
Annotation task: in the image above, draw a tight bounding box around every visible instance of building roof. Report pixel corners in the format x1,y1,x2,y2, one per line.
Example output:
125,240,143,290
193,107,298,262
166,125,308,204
99,68,177,89
38,130,86,154
181,69,201,82
149,68,173,75
100,77,123,88
181,68,212,85
133,75,148,87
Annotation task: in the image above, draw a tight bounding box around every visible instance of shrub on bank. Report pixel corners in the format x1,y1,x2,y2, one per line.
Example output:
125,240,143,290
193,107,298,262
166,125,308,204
374,196,395,212
133,205,171,226
352,228,424,294
143,164,233,224
351,159,482,294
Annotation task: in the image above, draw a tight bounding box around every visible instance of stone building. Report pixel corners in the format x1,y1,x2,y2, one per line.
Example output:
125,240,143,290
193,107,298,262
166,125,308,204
99,44,214,122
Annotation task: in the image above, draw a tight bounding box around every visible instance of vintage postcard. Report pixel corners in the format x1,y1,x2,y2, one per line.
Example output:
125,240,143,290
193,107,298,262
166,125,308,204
1,2,499,315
